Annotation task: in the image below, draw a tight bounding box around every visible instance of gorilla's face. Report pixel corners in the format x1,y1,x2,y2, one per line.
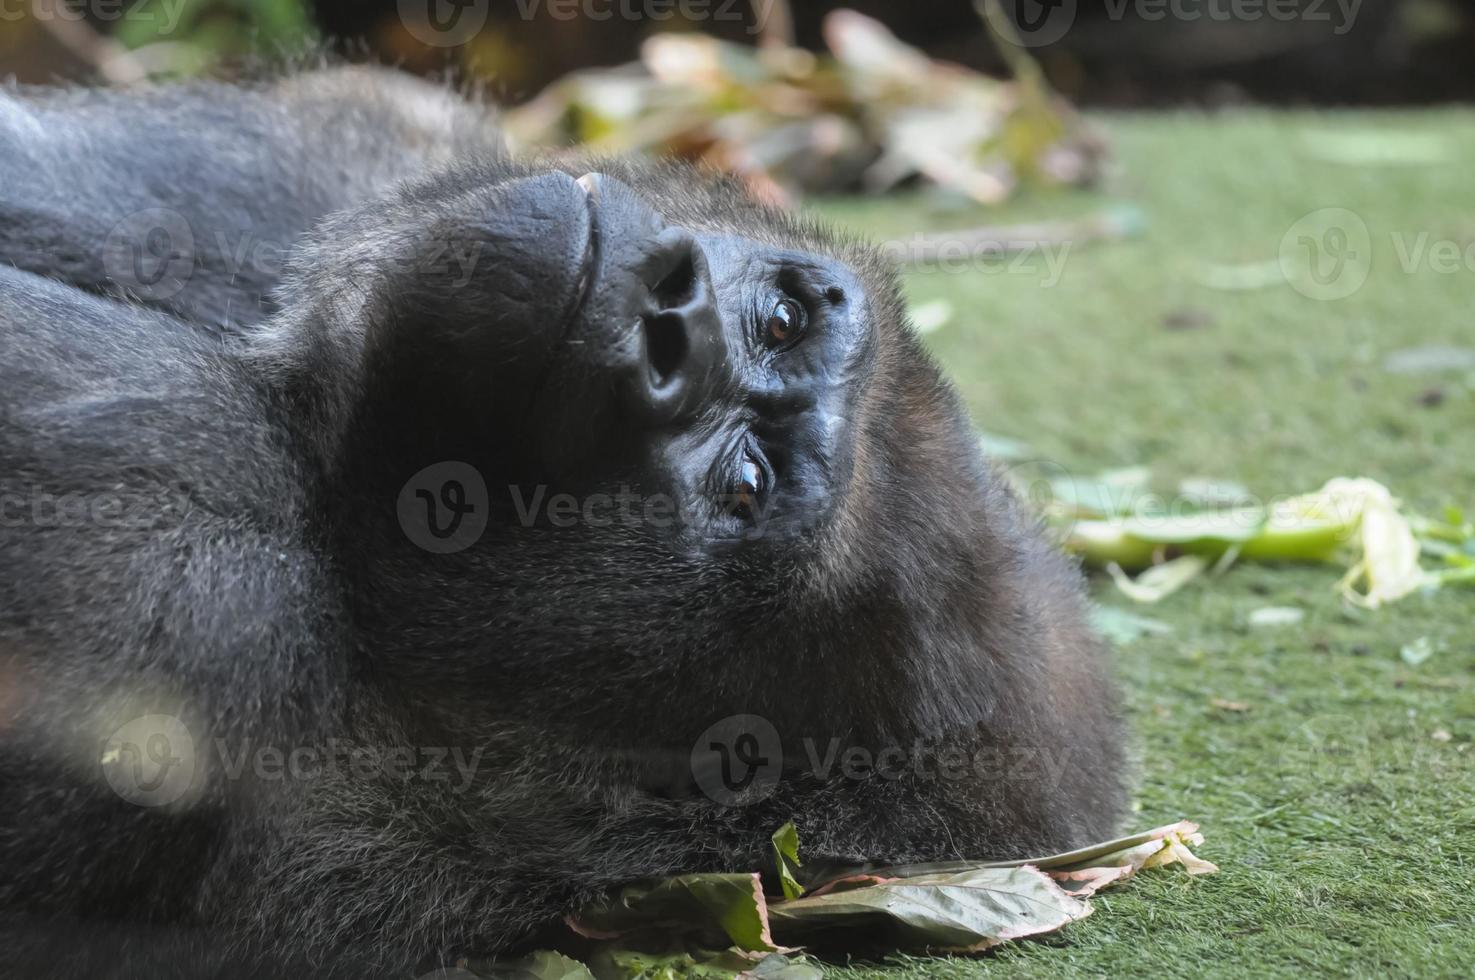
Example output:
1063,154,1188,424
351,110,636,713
381,167,877,556
325,160,953,739
525,172,873,552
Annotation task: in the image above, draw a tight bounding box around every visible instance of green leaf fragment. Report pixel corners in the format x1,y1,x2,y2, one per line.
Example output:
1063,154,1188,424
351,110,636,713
1400,637,1439,667
1090,605,1174,645
770,822,805,901
1042,473,1475,609
573,873,779,953
1106,554,1208,603
588,947,821,980
467,949,597,979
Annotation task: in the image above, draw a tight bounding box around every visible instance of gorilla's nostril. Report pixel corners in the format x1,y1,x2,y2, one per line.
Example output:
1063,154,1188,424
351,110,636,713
643,312,688,387
651,251,696,310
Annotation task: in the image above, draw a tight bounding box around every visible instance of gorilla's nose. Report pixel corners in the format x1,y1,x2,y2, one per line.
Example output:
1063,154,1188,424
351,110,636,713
632,226,725,424
571,172,727,424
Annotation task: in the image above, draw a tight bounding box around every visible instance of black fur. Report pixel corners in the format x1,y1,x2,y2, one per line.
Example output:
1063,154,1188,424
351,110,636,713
0,68,1125,978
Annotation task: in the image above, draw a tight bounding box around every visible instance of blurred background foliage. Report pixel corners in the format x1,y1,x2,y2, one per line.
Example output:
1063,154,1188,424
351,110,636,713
5,0,1470,208
1,0,1472,104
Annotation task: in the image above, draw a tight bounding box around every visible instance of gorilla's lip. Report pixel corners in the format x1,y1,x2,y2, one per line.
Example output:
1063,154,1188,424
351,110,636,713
515,173,602,429
568,173,602,323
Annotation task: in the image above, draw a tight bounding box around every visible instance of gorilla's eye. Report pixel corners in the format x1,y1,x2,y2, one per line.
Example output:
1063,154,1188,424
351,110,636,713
727,451,767,521
763,297,805,349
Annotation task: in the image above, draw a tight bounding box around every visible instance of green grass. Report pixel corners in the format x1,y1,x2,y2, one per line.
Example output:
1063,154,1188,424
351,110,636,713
810,112,1475,978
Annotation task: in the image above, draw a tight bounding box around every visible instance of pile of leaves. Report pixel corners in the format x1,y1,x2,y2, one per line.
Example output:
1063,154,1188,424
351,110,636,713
504,4,1104,207
467,821,1215,979
992,448,1475,609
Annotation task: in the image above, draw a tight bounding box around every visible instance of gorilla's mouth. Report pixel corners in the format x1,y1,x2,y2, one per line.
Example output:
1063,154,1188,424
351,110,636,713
513,172,604,434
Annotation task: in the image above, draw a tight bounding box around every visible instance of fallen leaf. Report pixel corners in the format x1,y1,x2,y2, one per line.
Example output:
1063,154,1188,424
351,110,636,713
1032,820,1219,879
1381,345,1475,374
1177,477,1253,508
1037,469,1472,608
558,822,1217,972
465,949,596,979
584,948,821,980
848,820,1219,884
1106,554,1208,603
1045,864,1134,897
1248,606,1304,627
1195,260,1286,291
766,865,1091,951
1050,466,1153,519
1210,698,1251,712
1400,636,1438,667
507,9,1103,203
1319,479,1427,608
572,873,781,953
1090,605,1174,645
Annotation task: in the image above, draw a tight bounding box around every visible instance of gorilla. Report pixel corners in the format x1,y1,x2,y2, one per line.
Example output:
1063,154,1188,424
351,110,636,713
0,67,1124,977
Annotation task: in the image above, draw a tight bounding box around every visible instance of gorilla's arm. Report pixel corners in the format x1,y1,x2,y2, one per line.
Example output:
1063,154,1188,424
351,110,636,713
0,68,502,331
0,262,351,967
